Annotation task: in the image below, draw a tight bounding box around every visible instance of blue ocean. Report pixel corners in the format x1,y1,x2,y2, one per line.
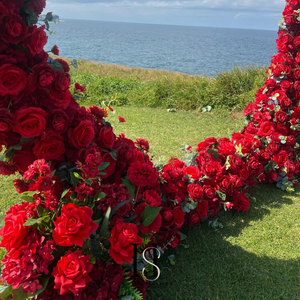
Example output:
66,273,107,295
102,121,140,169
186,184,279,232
46,19,278,77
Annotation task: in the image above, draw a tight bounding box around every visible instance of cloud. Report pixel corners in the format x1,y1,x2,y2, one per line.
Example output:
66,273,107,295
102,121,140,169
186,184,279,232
47,0,284,12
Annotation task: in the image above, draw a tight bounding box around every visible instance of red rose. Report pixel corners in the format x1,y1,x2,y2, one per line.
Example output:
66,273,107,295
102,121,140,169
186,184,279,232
68,120,95,149
232,192,250,212
118,116,126,123
0,202,34,251
294,68,300,79
202,184,216,200
29,63,55,89
0,161,17,175
196,200,209,219
47,109,70,134
98,126,116,149
247,157,263,175
185,210,200,226
0,108,13,132
127,161,158,187
74,82,86,93
108,220,143,264
218,141,236,156
275,110,287,123
0,14,28,44
187,183,203,201
202,161,222,178
52,250,93,295
12,150,36,173
274,150,289,167
51,44,59,55
23,25,47,55
268,171,279,183
183,165,201,181
27,0,46,15
33,131,65,160
219,175,232,193
0,64,27,96
13,107,46,138
53,203,98,247
173,206,185,229
100,152,116,179
54,58,70,72
258,121,275,137
161,207,174,228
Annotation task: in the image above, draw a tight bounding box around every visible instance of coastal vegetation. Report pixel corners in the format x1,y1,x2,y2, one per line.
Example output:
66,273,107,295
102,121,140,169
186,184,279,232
68,58,267,111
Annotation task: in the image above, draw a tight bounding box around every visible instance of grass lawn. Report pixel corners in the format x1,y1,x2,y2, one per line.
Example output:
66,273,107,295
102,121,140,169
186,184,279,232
0,106,299,300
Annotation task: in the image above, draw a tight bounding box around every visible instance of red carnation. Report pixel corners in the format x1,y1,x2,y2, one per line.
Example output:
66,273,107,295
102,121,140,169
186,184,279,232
143,190,161,206
135,138,149,151
128,161,158,187
53,203,98,247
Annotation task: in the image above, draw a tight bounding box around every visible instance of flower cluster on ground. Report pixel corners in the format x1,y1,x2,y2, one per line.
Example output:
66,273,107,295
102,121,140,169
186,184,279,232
0,0,300,299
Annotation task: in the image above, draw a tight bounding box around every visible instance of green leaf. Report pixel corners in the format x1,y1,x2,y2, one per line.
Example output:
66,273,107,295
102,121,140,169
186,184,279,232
97,172,107,176
84,179,93,185
179,232,187,241
20,137,32,144
12,286,28,300
98,162,110,171
70,172,80,187
262,87,268,94
122,178,135,198
51,60,63,71
37,205,45,217
46,12,53,21
27,191,39,196
0,285,12,300
94,192,106,201
110,198,133,218
11,144,22,150
216,190,226,201
71,59,78,69
61,188,70,199
24,217,45,226
109,149,117,161
20,195,35,203
141,206,162,227
100,207,111,238
225,156,231,170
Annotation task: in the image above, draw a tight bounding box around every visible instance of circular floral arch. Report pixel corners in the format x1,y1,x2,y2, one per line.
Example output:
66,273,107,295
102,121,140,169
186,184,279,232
0,0,299,299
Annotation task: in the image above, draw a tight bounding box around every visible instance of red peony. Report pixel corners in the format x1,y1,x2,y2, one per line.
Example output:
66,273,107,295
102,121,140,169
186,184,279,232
53,203,98,247
108,220,143,264
52,250,93,295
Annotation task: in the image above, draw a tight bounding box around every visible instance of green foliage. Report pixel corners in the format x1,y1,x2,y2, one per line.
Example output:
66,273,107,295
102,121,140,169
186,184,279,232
70,63,266,111
119,272,143,300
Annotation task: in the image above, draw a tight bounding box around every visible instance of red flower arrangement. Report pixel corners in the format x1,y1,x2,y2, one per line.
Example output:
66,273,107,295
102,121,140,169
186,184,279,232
0,0,300,299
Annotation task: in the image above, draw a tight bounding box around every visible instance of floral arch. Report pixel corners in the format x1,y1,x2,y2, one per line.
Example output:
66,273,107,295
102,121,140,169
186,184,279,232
0,0,299,299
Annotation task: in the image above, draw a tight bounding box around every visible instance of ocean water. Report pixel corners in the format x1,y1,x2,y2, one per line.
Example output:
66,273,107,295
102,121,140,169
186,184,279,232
47,19,278,77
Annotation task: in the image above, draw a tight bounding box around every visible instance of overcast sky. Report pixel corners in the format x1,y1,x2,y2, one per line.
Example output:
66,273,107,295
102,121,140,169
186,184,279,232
44,0,286,30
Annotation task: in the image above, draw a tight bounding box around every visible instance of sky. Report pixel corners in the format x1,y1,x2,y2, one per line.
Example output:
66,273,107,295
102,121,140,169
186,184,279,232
44,0,286,30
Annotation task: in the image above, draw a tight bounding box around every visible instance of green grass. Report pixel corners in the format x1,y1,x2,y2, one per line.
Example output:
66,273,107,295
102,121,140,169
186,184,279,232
0,106,299,299
68,59,267,111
